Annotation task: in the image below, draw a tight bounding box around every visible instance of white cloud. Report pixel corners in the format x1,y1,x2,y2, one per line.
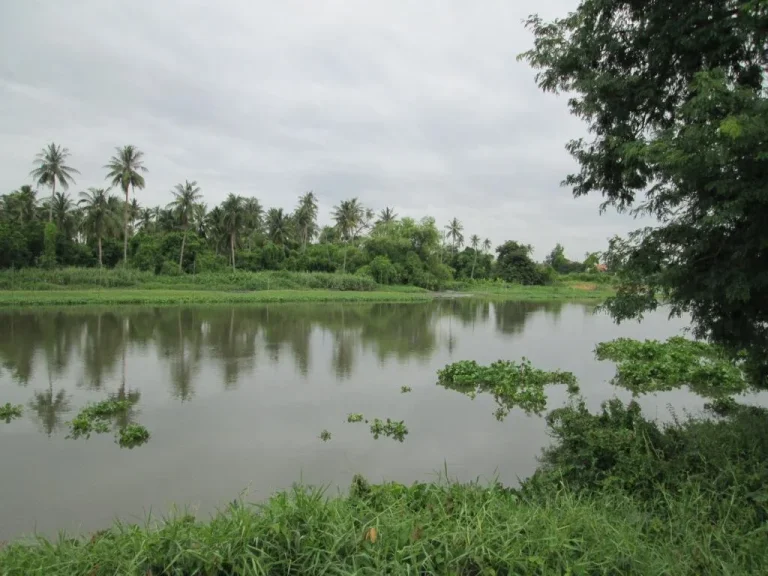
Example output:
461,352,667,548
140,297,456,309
0,0,646,261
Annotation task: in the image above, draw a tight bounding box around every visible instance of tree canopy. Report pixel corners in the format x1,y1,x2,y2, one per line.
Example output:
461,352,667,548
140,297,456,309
520,0,768,379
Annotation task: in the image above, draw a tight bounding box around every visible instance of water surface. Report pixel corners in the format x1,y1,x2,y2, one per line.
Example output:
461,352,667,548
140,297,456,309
0,300,698,539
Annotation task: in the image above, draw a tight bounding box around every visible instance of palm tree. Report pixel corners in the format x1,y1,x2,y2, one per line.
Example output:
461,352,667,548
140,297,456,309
376,206,398,226
48,192,77,241
243,197,263,250
30,143,80,223
168,180,202,272
266,207,291,248
7,185,39,224
469,234,481,279
483,238,492,254
220,194,245,270
332,198,366,273
193,203,208,238
445,218,464,250
79,188,118,267
138,207,155,233
294,191,318,251
104,145,147,264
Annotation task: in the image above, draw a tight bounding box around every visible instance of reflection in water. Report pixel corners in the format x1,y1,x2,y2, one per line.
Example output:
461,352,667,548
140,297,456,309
0,300,566,436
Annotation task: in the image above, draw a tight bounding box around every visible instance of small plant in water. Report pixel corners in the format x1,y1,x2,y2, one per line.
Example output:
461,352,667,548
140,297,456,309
0,403,23,423
370,418,408,442
347,413,364,423
437,358,577,420
400,386,412,393
320,429,332,442
118,424,150,448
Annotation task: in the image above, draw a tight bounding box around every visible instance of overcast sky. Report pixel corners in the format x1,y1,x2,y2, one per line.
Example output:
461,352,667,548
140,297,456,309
0,0,645,260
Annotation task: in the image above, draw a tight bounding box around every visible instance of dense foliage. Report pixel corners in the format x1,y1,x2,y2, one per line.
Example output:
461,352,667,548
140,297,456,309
4,146,609,289
520,0,768,379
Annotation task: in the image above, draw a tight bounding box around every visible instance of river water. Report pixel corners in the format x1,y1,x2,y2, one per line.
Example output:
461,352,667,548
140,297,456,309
0,300,699,539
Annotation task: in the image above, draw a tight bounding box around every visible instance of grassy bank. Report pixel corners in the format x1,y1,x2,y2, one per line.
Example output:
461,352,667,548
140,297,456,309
0,289,432,307
1,477,763,574
0,268,613,306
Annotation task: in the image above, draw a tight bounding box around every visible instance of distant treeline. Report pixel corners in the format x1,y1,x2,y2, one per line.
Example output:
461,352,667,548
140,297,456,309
1,143,604,288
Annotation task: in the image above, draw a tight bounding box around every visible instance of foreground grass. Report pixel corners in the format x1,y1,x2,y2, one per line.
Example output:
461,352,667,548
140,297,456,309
2,478,762,575
0,289,433,307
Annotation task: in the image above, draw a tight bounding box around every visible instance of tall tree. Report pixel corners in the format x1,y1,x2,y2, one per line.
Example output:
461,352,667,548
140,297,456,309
332,198,367,273
50,192,76,240
220,194,245,271
243,197,263,250
376,206,398,226
482,238,492,254
520,0,768,376
469,234,481,279
30,143,80,223
79,188,118,267
266,207,291,248
294,191,318,251
168,180,202,272
104,145,147,264
445,218,464,250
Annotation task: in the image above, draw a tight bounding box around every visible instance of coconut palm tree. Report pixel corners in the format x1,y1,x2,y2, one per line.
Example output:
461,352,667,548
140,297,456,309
445,218,464,250
79,188,118,267
167,180,202,272
243,197,263,250
483,238,492,255
6,185,39,224
294,191,318,251
220,194,245,270
30,143,80,223
138,207,155,233
104,145,147,264
470,234,481,279
332,198,367,273
266,207,292,249
376,206,398,226
193,203,208,238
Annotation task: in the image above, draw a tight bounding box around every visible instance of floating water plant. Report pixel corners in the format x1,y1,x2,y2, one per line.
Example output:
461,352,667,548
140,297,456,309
400,386,412,393
437,358,577,420
595,337,746,397
347,413,364,423
369,418,408,442
320,429,332,442
0,403,23,423
118,424,150,448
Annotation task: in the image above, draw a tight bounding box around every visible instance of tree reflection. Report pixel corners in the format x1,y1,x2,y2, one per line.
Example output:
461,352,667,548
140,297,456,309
0,300,572,414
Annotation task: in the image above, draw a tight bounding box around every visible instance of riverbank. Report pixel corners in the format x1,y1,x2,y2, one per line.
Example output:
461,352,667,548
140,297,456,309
0,268,613,306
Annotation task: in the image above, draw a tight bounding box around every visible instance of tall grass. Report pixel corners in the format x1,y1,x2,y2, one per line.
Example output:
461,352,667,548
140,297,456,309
2,477,763,575
0,268,381,292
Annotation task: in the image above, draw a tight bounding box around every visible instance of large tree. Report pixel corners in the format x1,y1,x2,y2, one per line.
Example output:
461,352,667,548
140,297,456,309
332,198,369,273
79,188,118,268
445,218,464,250
294,191,318,251
266,207,291,249
30,143,80,223
220,194,245,271
104,145,147,264
167,180,202,272
520,0,768,378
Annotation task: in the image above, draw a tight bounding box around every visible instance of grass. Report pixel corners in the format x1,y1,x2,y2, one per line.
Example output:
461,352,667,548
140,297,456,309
0,267,615,306
0,289,434,307
2,477,766,575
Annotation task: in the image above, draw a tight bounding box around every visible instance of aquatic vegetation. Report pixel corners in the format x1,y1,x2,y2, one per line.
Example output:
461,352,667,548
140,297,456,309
370,418,408,442
118,424,150,448
0,403,23,423
400,385,412,393
79,399,134,419
595,337,746,397
437,358,577,420
319,429,332,442
346,413,364,423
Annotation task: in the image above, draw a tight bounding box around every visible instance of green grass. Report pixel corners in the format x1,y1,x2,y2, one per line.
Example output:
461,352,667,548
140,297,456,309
0,289,433,307
445,279,615,300
2,478,764,575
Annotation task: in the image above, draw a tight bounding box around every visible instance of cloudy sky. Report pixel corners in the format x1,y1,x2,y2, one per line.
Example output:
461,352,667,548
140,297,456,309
0,0,644,260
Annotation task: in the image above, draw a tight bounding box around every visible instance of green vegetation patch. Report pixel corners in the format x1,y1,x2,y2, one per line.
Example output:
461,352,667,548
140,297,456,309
117,424,150,448
595,336,747,396
319,429,332,442
0,402,23,423
346,413,364,423
67,397,149,448
400,385,412,393
437,358,578,420
369,418,408,442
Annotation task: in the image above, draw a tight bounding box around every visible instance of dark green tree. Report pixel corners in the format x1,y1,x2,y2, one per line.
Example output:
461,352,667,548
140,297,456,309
495,241,543,285
105,145,147,264
167,180,202,272
520,0,768,376
30,143,80,223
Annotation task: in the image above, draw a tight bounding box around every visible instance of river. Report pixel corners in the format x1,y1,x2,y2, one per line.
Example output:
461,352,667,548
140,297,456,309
0,300,696,539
